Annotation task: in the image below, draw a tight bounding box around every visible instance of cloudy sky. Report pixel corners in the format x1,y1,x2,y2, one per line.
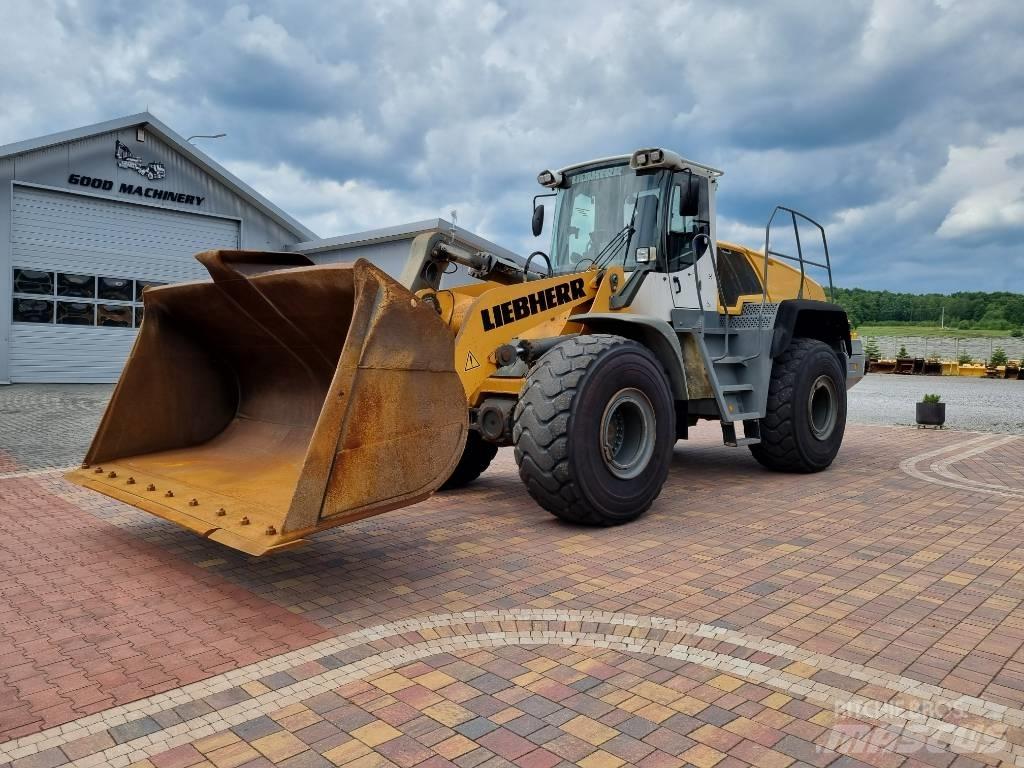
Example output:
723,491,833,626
2,0,1023,292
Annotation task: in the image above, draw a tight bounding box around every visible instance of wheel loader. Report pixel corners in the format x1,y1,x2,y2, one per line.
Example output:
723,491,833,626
68,148,865,555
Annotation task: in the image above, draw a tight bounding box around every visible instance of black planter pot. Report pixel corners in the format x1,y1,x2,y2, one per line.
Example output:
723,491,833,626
916,402,946,427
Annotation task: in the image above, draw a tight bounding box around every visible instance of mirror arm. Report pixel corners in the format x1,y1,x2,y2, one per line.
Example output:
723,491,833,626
533,192,556,210
532,193,556,237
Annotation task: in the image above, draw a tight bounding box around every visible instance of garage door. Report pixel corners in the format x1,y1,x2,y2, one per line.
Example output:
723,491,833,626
9,186,239,383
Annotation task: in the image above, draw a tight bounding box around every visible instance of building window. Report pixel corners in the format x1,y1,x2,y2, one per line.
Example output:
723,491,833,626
11,268,164,328
98,277,133,301
57,301,95,325
98,304,133,327
13,269,54,295
13,297,54,323
135,280,163,301
57,273,96,298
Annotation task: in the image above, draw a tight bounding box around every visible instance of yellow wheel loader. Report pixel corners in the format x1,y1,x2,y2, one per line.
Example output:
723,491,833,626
68,148,865,555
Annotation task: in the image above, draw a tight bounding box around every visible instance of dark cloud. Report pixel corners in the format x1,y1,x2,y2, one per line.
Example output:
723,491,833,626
1,0,1022,292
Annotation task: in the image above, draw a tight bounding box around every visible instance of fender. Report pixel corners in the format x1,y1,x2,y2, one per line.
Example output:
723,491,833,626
570,312,688,400
771,299,852,358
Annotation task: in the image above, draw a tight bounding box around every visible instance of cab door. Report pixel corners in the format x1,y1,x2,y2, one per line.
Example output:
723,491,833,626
666,172,718,311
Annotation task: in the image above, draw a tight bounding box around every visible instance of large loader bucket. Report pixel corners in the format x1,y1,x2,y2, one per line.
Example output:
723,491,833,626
66,252,468,556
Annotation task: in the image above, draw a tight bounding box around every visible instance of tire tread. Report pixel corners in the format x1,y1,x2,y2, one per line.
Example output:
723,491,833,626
513,334,660,524
750,337,842,473
440,432,498,490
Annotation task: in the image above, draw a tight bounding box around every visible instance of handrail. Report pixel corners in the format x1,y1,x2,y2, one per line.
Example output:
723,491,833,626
763,206,834,303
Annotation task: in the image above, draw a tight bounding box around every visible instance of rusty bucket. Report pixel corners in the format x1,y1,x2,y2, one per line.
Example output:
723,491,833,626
67,252,468,555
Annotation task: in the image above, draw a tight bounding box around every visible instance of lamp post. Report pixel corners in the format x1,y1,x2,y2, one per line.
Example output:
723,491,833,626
186,133,226,143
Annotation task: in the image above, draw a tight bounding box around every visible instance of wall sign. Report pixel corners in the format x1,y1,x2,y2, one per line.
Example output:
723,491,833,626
115,140,166,180
66,174,206,207
63,138,205,206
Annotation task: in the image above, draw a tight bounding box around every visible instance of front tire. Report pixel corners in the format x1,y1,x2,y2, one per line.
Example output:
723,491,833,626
750,337,847,472
513,334,674,525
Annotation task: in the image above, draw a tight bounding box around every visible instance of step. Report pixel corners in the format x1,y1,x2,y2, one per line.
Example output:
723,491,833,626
714,355,757,365
723,411,761,422
719,383,754,393
702,327,736,335
724,436,761,447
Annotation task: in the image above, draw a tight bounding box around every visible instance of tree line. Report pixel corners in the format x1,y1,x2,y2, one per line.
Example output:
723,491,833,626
831,287,1024,332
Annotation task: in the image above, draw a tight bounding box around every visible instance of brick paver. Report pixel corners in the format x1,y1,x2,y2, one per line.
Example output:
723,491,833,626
0,477,332,740
0,385,109,471
1,385,1023,767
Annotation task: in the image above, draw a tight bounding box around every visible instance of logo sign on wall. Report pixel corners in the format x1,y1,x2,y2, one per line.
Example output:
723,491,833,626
115,140,166,181
64,139,205,207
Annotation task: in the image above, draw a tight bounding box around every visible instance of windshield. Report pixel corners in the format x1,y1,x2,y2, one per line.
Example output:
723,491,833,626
549,164,664,273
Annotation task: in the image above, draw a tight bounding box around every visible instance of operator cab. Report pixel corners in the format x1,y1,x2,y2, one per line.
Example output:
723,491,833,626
534,149,723,313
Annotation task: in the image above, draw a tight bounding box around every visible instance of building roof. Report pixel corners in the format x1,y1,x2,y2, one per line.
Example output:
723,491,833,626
293,218,522,262
0,112,317,241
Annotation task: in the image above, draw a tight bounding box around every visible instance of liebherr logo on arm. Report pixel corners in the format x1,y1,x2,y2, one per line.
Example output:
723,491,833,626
480,278,587,331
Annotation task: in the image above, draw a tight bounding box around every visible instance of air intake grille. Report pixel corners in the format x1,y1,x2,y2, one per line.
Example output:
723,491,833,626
729,302,779,329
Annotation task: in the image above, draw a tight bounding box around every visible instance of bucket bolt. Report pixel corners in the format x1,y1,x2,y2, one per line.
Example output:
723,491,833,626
189,498,198,507
216,508,226,517
126,477,135,485
146,483,156,491
94,467,104,474
240,516,250,525
165,490,174,498
107,471,117,479
265,525,276,535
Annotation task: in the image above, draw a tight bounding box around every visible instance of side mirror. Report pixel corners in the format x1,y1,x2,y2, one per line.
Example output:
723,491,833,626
678,173,700,217
531,204,545,237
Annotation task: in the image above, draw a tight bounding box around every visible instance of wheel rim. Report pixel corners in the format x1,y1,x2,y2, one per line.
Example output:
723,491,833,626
807,374,838,440
599,387,656,479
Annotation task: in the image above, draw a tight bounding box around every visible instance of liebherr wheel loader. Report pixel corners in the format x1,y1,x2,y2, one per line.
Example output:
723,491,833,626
68,148,865,555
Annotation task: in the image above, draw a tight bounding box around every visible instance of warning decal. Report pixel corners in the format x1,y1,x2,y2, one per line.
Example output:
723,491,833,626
464,351,481,371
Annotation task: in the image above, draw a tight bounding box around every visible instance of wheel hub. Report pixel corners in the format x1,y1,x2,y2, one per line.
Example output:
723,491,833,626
600,388,656,479
807,374,838,440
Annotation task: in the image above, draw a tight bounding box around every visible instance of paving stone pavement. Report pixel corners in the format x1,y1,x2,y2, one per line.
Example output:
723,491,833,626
2,385,1024,767
0,385,110,471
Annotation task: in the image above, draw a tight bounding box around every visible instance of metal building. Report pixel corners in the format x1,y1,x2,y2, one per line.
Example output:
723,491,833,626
1,113,518,385
292,219,523,286
0,113,314,384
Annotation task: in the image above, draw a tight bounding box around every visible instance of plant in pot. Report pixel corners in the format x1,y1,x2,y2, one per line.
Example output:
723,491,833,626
916,393,945,428
864,337,881,361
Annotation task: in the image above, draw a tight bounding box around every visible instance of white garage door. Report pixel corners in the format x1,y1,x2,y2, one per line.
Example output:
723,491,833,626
9,186,240,383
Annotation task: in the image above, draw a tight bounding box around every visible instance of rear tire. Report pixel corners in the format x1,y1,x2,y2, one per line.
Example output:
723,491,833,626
440,432,498,490
513,334,674,525
750,337,847,472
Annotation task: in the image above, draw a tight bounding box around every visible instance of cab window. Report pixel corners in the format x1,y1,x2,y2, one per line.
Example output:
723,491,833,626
666,173,710,272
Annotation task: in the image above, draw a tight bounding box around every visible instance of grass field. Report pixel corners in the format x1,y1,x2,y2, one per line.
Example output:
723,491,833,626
855,324,1016,338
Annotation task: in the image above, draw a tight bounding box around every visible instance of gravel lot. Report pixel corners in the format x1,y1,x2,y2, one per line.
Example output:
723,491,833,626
0,373,1020,471
848,373,1024,434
